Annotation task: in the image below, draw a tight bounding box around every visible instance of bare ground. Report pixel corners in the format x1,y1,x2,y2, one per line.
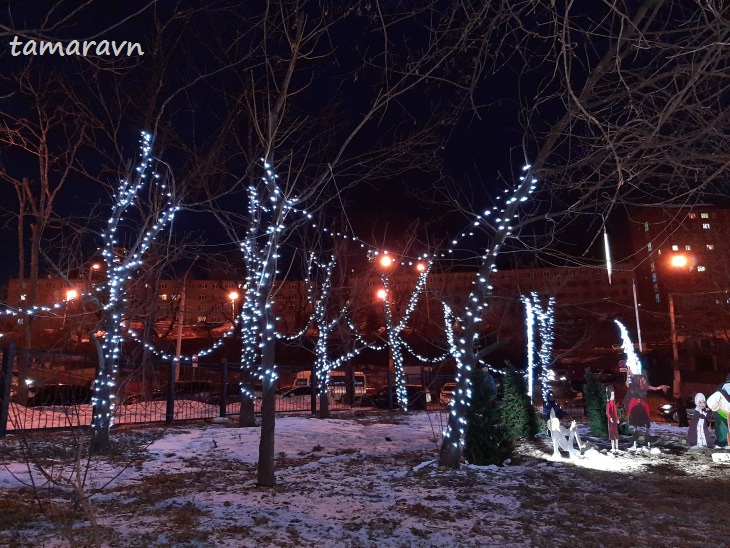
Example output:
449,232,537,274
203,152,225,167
0,417,727,547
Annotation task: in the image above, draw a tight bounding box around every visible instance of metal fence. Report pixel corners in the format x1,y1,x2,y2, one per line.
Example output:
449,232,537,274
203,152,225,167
0,346,449,435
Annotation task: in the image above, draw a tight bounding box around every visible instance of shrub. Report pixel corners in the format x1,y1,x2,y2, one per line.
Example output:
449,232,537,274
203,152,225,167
501,367,539,439
464,368,513,465
583,368,608,436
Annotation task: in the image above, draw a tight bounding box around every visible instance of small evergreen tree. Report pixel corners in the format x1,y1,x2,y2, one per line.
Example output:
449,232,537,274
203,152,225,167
464,368,513,466
501,366,540,439
583,368,608,436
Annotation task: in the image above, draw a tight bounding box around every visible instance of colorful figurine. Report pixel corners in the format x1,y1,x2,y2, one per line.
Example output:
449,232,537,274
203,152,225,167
623,372,669,449
606,386,619,452
707,375,730,448
687,393,714,449
547,408,583,457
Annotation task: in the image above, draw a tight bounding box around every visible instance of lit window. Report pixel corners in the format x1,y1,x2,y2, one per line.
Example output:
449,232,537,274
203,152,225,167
697,266,706,272
688,213,696,219
160,294,168,301
644,222,649,232
701,213,709,219
655,293,661,303
703,223,711,230
199,283,208,289
651,273,657,282
707,245,714,251
685,245,691,251
647,242,652,251
197,316,207,323
671,245,679,251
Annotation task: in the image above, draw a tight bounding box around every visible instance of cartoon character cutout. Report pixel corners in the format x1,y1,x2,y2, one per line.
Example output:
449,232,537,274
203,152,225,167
707,376,730,448
606,386,619,452
623,372,669,448
687,393,714,449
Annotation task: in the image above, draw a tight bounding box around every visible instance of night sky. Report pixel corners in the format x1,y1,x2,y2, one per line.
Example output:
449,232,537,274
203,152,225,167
0,1,725,285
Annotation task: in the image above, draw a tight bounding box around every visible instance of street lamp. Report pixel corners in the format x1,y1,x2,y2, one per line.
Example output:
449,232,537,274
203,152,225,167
668,254,691,398
62,289,78,329
670,254,688,268
229,291,240,322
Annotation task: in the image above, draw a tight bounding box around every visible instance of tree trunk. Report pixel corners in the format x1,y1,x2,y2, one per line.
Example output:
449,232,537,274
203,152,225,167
257,377,276,486
89,332,113,454
257,298,278,486
238,397,256,427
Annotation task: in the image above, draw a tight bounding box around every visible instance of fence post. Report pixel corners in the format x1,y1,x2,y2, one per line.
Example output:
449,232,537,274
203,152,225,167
310,362,317,414
220,358,228,418
386,369,393,410
165,358,176,424
0,345,16,437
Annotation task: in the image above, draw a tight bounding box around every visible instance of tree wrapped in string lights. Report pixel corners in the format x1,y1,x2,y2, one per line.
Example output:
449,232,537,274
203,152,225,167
305,253,351,418
90,132,179,453
522,292,556,403
373,253,432,411
438,167,537,469
237,158,297,483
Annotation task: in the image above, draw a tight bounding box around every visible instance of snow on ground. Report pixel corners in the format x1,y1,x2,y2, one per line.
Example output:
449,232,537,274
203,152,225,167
1,412,729,547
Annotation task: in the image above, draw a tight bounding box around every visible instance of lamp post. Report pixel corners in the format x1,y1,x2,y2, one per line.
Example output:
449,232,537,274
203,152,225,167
62,288,78,329
174,257,198,381
229,291,240,324
669,292,680,398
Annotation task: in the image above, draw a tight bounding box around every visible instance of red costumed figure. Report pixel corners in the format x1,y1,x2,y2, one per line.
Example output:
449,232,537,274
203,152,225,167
606,386,619,452
623,372,669,449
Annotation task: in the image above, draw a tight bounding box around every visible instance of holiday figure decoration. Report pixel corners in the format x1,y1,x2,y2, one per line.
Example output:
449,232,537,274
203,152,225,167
707,375,730,448
606,386,619,452
623,372,669,449
547,408,583,457
687,393,714,449
542,390,564,424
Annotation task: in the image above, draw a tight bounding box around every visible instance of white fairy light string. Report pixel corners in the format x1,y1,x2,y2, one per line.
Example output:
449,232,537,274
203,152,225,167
440,164,537,453
90,131,179,443
522,292,556,402
614,319,642,376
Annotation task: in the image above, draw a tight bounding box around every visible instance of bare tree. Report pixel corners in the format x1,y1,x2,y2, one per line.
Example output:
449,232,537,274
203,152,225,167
195,1,511,486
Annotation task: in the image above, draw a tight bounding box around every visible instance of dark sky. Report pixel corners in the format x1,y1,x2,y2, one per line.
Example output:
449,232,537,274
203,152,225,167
2,1,720,286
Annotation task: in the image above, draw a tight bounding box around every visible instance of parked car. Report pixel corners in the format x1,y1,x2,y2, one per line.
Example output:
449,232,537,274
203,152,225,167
281,385,313,398
26,384,93,407
153,381,218,404
657,395,698,424
357,385,431,410
439,383,457,406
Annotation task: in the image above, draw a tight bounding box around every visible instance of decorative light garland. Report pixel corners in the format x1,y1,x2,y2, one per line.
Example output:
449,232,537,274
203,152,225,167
91,131,179,437
440,164,537,451
522,292,556,402
614,319,642,375
374,256,432,411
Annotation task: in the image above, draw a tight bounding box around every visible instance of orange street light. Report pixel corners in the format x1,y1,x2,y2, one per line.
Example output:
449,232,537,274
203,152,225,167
415,262,426,272
670,255,688,268
66,289,79,301
379,255,394,269
376,288,387,301
229,291,240,319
